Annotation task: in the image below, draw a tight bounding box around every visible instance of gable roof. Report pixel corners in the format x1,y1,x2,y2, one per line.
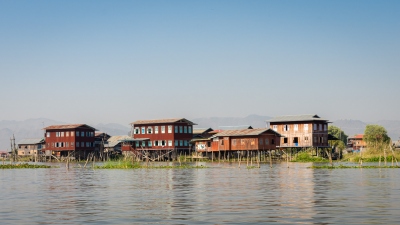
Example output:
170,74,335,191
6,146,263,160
218,125,253,130
193,128,214,135
18,138,45,145
44,124,97,131
131,118,197,125
268,114,329,123
214,128,281,137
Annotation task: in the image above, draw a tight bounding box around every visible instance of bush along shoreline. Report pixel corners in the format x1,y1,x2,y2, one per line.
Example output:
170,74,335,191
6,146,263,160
0,163,52,169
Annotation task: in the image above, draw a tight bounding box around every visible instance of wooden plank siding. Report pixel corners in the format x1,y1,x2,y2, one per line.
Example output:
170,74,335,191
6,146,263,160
193,128,281,152
268,115,330,148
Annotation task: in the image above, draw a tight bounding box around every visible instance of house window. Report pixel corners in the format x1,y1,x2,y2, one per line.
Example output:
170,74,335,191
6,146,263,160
233,139,237,146
155,126,159,134
168,126,172,133
272,125,277,131
271,138,275,144
294,124,298,131
184,126,187,133
141,127,145,134
134,127,140,134
265,139,269,145
313,124,317,131
81,131,85,137
207,141,211,147
283,125,290,131
148,141,152,147
76,142,80,147
283,138,288,144
304,124,308,131
258,139,263,145
319,124,322,131
314,137,317,143
188,126,192,133
168,140,172,146
154,140,159,146
175,126,178,133
66,132,69,137
161,126,165,133
184,140,188,146
135,142,139,147
81,142,84,147
162,140,166,146
46,132,50,137
175,140,178,146
147,127,153,134
324,124,327,131
71,131,74,137
179,126,183,133
71,142,74,147
320,137,324,143
179,140,183,146
142,141,146,147
305,136,309,141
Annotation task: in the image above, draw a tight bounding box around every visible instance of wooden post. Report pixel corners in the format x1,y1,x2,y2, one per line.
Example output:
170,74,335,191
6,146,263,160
269,150,272,168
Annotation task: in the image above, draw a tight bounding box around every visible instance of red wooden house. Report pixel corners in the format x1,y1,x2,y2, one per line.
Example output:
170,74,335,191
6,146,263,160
44,124,97,159
122,118,197,159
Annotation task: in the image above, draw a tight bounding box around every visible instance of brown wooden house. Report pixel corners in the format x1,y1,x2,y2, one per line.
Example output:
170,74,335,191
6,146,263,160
267,114,330,149
192,128,281,159
17,138,45,156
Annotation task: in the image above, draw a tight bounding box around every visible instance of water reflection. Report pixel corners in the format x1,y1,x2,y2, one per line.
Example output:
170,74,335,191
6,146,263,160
1,162,400,224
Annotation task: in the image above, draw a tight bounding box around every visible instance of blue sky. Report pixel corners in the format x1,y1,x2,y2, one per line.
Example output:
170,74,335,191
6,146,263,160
0,0,399,125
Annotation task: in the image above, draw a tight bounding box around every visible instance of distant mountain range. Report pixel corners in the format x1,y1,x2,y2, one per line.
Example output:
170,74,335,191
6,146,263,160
1,116,399,151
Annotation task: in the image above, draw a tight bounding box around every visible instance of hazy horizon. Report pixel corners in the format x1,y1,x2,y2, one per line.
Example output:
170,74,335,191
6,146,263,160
1,1,399,125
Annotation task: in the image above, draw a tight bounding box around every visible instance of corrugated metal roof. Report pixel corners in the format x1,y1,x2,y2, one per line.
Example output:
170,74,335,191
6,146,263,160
18,138,44,145
214,128,281,137
193,128,213,135
107,135,131,143
131,118,197,125
218,125,253,130
44,124,97,131
268,114,329,123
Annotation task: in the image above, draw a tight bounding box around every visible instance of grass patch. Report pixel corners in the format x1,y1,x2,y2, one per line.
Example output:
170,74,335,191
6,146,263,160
0,163,52,169
95,160,207,169
246,166,259,169
291,152,328,162
343,151,400,162
310,164,400,169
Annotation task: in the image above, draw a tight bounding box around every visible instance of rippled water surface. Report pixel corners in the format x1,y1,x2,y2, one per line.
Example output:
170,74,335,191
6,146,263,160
1,162,400,224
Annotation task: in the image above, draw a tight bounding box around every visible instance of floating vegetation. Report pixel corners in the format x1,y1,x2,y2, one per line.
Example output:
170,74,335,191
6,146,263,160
246,166,259,169
291,152,328,162
95,160,207,169
310,164,400,169
0,163,52,169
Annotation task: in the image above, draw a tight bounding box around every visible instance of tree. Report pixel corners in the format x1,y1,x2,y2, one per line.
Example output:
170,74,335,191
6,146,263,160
328,125,348,150
363,124,390,150
363,124,391,165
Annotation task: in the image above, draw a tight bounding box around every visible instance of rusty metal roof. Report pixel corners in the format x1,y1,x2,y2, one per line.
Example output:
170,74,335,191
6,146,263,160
268,114,329,123
44,124,97,130
18,138,45,145
193,128,213,135
214,128,281,137
131,118,197,125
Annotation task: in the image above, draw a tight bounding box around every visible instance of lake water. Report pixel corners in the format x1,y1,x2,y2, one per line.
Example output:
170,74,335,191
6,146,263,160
1,162,400,224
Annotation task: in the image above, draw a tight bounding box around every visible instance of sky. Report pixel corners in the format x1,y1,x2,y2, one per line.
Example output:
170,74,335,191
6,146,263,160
0,0,399,125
